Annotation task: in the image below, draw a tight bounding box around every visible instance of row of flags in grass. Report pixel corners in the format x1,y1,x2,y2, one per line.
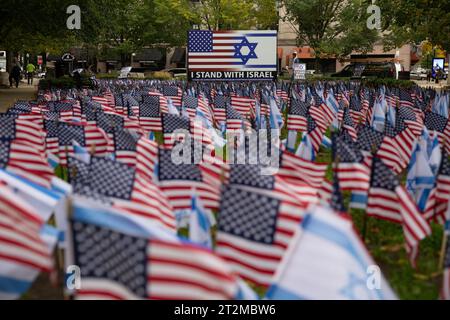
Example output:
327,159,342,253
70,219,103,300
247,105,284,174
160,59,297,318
1,79,450,300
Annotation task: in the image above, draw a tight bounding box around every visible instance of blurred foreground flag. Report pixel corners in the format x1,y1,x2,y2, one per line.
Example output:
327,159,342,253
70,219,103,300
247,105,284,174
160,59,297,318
266,206,397,300
0,183,53,299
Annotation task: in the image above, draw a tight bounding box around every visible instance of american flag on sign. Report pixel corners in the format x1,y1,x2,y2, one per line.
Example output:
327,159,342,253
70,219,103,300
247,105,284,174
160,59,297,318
188,30,277,73
70,217,239,300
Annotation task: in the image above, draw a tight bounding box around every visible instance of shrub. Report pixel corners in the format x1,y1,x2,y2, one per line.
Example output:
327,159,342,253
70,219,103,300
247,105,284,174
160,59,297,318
148,71,173,80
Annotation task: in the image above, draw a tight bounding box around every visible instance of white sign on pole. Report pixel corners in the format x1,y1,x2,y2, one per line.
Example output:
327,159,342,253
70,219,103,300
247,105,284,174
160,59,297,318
294,63,306,80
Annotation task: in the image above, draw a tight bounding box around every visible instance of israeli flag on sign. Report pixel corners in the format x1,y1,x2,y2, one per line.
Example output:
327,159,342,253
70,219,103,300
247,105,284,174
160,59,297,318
266,205,397,300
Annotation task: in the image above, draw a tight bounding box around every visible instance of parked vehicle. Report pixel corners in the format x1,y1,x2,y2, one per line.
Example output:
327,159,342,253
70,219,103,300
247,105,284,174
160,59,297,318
332,62,402,79
410,66,428,80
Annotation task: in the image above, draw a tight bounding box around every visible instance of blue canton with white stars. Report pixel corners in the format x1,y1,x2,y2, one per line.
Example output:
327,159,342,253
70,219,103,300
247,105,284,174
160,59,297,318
189,31,213,52
218,185,280,245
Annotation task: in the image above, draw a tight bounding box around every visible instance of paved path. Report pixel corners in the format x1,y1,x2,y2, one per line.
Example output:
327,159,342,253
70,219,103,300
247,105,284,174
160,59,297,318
0,80,38,112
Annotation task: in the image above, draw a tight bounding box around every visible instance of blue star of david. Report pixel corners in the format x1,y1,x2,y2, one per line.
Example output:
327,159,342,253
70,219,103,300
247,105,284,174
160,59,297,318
234,38,258,64
339,272,370,300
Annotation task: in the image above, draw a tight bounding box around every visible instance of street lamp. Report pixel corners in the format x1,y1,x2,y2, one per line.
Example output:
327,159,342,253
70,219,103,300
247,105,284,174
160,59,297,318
131,53,136,67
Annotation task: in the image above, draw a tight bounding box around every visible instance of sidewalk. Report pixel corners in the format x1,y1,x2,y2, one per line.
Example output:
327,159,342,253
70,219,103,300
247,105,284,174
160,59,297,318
0,80,38,113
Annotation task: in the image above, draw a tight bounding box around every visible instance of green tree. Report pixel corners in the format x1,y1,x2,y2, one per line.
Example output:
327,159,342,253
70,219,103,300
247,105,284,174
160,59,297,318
157,0,277,31
282,0,379,67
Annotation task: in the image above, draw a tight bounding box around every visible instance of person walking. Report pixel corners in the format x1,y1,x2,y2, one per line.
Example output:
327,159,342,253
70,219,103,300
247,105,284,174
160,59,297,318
290,52,301,81
26,62,36,85
9,64,21,88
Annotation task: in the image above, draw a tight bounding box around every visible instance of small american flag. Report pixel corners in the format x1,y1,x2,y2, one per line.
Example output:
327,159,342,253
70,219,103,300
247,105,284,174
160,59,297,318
0,139,54,188
333,134,371,193
188,30,276,73
424,111,450,153
163,85,183,108
137,94,165,132
0,116,46,155
399,88,415,108
157,148,220,210
45,121,112,166
213,95,229,124
436,153,450,203
357,125,384,154
278,151,327,190
305,114,325,153
231,95,255,118
70,156,176,232
0,183,53,299
342,108,358,141
162,114,191,148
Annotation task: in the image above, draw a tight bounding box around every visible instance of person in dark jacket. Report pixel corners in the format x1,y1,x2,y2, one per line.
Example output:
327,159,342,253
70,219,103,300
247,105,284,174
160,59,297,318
9,64,21,88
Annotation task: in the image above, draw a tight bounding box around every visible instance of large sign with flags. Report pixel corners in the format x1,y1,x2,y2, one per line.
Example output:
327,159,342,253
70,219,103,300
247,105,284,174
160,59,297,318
187,30,277,81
